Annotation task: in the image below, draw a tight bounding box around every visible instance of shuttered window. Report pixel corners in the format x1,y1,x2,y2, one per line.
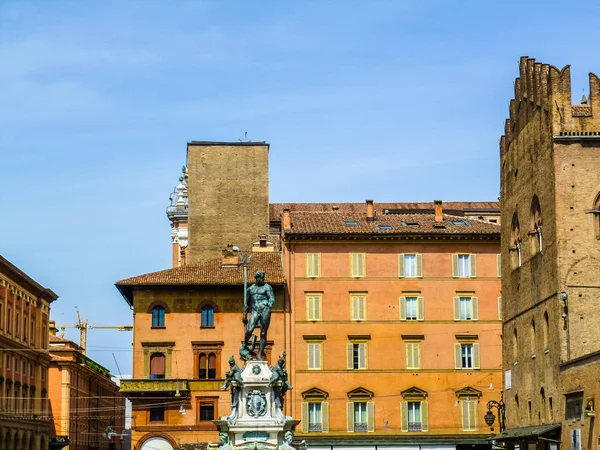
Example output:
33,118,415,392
306,253,321,278
498,297,502,320
351,295,366,321
453,254,477,278
401,401,429,432
347,343,367,370
350,253,366,278
453,296,478,321
405,343,420,370
150,353,166,379
454,343,480,369
306,295,322,321
399,254,423,278
461,400,477,431
308,343,322,370
347,401,375,432
301,402,329,433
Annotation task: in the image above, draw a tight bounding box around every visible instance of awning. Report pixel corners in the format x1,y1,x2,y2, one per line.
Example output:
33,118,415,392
494,424,561,441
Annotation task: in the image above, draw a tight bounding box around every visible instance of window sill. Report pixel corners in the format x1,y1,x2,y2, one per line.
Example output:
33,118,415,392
200,326,215,329
151,326,166,329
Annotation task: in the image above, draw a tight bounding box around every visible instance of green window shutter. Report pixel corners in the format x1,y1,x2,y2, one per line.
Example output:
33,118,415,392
359,343,367,369
452,254,459,277
498,297,502,320
454,297,461,321
398,254,405,278
401,401,409,432
473,343,480,369
455,343,462,369
405,343,413,369
347,344,354,370
416,254,423,278
497,254,502,278
367,401,375,432
421,400,429,432
322,401,329,432
347,402,354,432
471,297,479,321
470,254,477,278
302,402,309,433
417,296,424,321
399,297,407,321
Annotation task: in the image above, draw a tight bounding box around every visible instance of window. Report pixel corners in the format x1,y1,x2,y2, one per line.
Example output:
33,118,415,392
152,306,165,327
405,343,420,370
306,294,322,321
350,294,366,321
301,389,330,433
454,343,480,369
531,319,536,355
549,397,554,421
593,193,600,240
565,392,583,421
461,399,477,431
306,253,321,278
511,212,522,268
201,305,214,327
452,254,476,278
16,312,20,336
400,388,429,432
407,402,422,431
23,317,27,341
198,352,217,379
31,321,35,346
513,328,518,359
199,402,215,421
7,307,11,334
543,311,549,350
350,253,365,278
400,296,424,321
308,343,322,370
353,402,368,432
149,405,165,422
497,254,502,277
453,296,478,321
530,195,543,254
308,402,322,432
347,343,367,370
399,254,422,278
149,353,166,379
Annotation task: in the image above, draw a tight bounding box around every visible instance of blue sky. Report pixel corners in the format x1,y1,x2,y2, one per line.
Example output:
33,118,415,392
1,0,598,375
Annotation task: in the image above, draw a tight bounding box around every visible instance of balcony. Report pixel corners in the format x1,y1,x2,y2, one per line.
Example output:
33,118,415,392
120,379,189,395
308,423,322,433
354,422,368,432
408,422,422,432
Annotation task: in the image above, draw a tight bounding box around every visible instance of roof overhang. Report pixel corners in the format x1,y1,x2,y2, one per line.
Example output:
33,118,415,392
494,424,561,442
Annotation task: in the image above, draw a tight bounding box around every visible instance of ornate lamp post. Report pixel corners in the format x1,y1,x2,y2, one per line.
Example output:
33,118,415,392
484,395,506,432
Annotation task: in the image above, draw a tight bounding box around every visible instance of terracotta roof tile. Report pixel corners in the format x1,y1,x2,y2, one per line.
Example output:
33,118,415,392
270,201,499,220
572,105,592,117
115,252,285,287
49,335,73,344
285,212,500,236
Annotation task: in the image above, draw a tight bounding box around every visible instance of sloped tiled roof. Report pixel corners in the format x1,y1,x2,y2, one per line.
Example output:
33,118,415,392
572,104,592,117
116,252,284,287
285,212,500,236
49,335,73,344
270,201,499,220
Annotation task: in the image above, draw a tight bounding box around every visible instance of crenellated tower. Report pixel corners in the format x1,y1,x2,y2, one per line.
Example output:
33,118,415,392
499,57,600,446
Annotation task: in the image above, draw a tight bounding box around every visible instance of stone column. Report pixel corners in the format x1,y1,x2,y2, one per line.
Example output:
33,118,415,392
32,433,41,450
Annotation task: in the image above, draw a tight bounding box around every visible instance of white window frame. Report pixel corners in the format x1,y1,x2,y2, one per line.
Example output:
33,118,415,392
454,296,478,321
307,343,322,370
347,342,368,370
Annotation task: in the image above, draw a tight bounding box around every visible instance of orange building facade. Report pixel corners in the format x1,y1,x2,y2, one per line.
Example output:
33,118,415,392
0,255,58,450
283,203,503,449
47,332,125,450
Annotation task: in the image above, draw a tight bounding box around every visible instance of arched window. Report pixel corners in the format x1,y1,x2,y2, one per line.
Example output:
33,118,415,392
515,394,520,409
543,311,549,350
201,305,214,328
152,306,165,327
150,353,166,379
530,195,543,254
531,319,536,355
593,193,600,240
511,212,522,268
198,352,217,379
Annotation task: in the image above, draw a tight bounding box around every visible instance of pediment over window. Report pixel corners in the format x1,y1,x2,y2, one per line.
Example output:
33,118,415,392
301,387,329,400
455,386,482,398
347,387,374,400
401,386,428,399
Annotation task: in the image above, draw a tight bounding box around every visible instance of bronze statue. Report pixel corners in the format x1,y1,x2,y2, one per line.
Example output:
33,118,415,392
270,352,293,422
243,270,275,360
221,356,243,423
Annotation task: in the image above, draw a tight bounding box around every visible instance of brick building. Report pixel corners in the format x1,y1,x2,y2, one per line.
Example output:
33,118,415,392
118,142,503,450
498,57,600,449
0,255,58,450
47,331,125,450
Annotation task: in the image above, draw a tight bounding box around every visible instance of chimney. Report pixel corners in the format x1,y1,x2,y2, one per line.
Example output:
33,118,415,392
434,200,443,222
221,244,240,267
366,199,375,221
259,234,267,248
283,208,291,230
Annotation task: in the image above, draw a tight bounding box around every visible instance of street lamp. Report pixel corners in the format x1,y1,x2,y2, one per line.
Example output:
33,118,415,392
484,394,506,432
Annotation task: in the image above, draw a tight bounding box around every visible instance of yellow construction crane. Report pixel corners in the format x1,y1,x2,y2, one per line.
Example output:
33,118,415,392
57,310,133,355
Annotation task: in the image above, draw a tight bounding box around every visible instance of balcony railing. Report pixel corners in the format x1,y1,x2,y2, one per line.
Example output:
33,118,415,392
308,423,322,432
354,422,368,432
408,422,422,432
120,379,189,394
